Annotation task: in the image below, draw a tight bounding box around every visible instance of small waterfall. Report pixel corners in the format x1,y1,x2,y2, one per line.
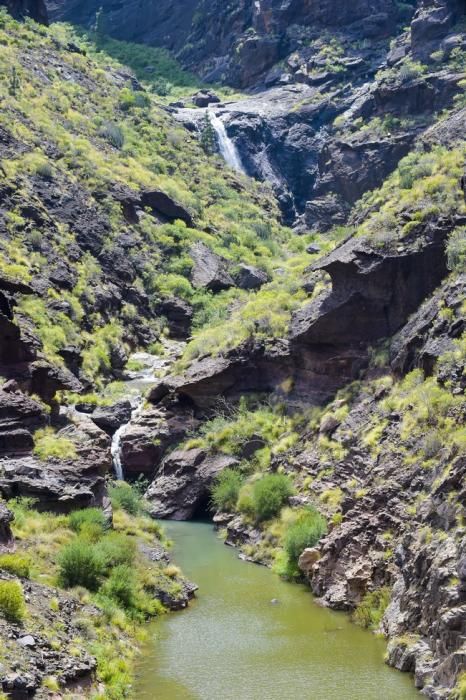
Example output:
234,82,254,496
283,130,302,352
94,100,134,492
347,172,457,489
109,348,182,480
209,111,245,174
111,397,145,481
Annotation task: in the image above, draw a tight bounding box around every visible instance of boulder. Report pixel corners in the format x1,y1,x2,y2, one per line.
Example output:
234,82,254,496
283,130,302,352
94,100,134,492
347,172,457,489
192,90,221,107
0,500,13,550
0,413,111,512
0,390,48,456
298,548,321,578
235,264,269,290
118,406,200,477
141,189,194,227
190,242,235,292
91,401,132,435
145,447,239,520
158,297,193,339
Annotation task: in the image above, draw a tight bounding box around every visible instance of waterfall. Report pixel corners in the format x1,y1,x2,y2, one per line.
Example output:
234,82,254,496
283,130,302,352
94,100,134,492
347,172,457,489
209,111,245,174
109,348,181,480
111,396,145,481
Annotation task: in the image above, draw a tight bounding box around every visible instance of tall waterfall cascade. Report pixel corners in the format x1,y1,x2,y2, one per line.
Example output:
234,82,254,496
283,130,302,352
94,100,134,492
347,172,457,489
209,111,245,174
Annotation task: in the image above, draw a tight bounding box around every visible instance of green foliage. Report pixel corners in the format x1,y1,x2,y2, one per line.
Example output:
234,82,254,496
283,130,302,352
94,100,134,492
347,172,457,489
454,672,466,700
99,121,125,149
241,473,295,523
109,481,143,516
200,114,217,155
280,507,327,578
190,400,301,461
101,565,136,609
58,540,105,591
210,468,244,512
33,428,77,461
447,227,466,271
352,587,391,629
8,65,20,96
0,580,26,622
89,32,198,93
94,533,136,573
0,553,31,578
69,508,107,538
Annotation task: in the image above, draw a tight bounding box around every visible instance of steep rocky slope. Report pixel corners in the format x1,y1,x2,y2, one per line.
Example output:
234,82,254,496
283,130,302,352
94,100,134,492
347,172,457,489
48,0,466,227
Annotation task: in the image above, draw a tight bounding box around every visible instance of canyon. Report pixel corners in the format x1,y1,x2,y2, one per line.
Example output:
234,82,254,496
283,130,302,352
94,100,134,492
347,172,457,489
0,0,464,698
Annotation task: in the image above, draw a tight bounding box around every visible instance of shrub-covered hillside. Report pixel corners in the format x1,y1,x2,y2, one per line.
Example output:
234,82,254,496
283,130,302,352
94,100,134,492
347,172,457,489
0,12,307,391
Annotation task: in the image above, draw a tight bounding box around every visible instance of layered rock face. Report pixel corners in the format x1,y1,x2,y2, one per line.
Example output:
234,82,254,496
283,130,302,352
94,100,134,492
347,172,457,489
47,0,398,86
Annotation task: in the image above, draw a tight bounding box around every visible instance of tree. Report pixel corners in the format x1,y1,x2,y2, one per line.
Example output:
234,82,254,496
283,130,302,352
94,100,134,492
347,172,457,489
200,114,217,155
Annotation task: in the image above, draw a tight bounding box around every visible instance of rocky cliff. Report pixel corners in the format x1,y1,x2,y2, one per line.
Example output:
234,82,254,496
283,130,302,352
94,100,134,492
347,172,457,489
0,0,47,23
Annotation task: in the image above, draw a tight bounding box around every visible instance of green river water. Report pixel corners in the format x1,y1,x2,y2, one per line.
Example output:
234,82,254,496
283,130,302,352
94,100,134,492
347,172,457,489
134,521,419,700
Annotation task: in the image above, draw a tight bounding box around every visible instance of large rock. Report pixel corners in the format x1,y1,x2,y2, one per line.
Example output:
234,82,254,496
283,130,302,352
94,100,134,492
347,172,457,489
141,189,194,227
235,264,269,290
0,501,13,550
145,447,239,519
0,389,48,456
0,412,111,512
192,90,220,107
118,405,200,476
91,400,132,435
190,242,235,292
157,297,193,339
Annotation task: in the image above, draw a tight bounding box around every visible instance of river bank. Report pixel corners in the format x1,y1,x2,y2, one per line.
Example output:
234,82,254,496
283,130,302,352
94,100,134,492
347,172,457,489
134,521,419,700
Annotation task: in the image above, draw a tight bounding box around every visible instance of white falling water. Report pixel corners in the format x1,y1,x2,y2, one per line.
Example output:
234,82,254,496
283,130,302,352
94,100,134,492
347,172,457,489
111,398,145,481
109,347,182,480
209,111,245,174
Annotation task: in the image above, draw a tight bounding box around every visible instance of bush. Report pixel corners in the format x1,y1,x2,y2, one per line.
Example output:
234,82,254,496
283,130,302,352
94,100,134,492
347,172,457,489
69,508,106,537
211,469,244,512
33,428,77,461
58,540,104,591
101,565,136,609
352,587,391,629
0,553,31,578
100,122,125,149
0,580,26,622
249,474,294,523
283,507,327,575
447,227,466,271
109,482,142,516
94,533,136,572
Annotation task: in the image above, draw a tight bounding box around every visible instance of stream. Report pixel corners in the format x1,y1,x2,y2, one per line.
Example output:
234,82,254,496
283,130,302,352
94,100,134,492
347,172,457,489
134,521,419,700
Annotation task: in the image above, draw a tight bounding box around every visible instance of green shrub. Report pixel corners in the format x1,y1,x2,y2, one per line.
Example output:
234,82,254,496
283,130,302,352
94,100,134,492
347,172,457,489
58,540,104,591
282,507,327,577
101,565,136,609
33,428,77,461
210,469,244,512
454,672,466,700
99,122,125,149
249,474,294,523
0,580,26,622
447,227,466,271
109,482,142,516
352,587,391,629
94,533,136,572
69,508,106,536
0,553,31,578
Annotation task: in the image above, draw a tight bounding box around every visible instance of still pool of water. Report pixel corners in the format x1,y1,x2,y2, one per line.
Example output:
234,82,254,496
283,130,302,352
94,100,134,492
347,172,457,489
134,521,419,700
